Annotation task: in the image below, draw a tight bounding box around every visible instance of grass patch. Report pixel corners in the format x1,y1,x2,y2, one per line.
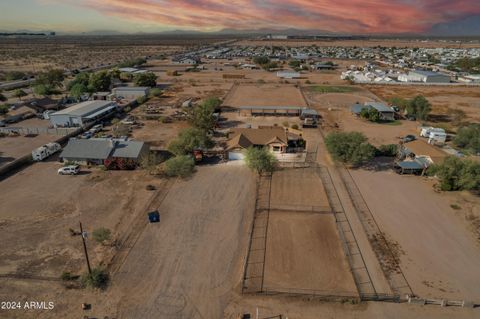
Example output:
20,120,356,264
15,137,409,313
311,85,359,94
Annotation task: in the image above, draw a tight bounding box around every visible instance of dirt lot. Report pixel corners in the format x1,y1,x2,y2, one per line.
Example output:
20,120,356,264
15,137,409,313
264,211,357,295
0,134,58,167
270,167,330,211
350,168,480,301
113,164,256,318
223,84,307,108
0,161,163,278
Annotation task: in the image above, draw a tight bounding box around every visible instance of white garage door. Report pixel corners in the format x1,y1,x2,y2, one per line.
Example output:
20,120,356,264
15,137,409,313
228,151,245,161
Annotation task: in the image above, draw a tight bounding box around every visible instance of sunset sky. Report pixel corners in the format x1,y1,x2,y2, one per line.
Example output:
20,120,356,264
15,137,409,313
1,0,480,35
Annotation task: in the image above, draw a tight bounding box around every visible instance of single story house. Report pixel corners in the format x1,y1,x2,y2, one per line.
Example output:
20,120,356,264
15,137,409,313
49,100,117,127
351,102,395,121
112,87,150,100
226,126,304,160
394,156,432,175
60,138,149,169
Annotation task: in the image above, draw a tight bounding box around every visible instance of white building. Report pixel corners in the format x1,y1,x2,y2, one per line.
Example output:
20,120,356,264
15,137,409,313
277,71,301,79
399,70,450,83
49,101,117,127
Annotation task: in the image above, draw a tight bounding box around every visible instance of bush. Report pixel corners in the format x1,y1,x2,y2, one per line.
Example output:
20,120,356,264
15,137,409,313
324,132,376,166
376,144,398,157
0,92,6,102
164,155,195,177
406,95,431,121
81,267,109,289
0,104,9,114
92,227,111,244
428,156,480,191
134,72,157,87
360,107,380,122
245,147,277,175
149,88,162,97
454,124,480,154
61,272,76,281
291,124,299,130
136,96,148,105
282,121,289,127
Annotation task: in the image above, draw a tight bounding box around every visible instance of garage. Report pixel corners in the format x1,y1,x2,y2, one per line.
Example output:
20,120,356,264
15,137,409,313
228,151,245,161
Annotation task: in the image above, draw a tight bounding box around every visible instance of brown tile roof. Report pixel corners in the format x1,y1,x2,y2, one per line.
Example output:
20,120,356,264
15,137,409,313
227,127,288,150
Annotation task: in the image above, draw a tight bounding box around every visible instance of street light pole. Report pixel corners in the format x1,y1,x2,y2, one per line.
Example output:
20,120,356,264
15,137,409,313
79,222,92,275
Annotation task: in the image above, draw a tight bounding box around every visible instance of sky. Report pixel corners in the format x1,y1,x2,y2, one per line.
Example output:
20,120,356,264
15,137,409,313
0,0,480,35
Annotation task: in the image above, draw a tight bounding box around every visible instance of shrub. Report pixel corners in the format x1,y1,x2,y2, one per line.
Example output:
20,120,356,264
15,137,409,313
245,147,277,175
164,155,195,177
428,156,480,191
0,92,6,102
133,72,157,87
168,128,213,156
291,124,299,130
454,124,480,154
81,267,109,289
282,121,289,127
92,227,111,244
61,272,76,281
0,104,9,114
376,144,398,157
136,96,148,105
149,88,162,97
406,95,431,121
324,132,376,166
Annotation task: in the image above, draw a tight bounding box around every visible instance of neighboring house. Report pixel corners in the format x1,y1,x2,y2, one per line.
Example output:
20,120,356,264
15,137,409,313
277,71,301,79
60,138,149,169
112,87,150,100
310,63,336,70
226,126,304,160
398,70,450,83
93,92,111,101
49,100,117,127
27,97,61,113
351,102,395,121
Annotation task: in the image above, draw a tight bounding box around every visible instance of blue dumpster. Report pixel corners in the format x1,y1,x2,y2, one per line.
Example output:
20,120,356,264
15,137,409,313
148,210,160,223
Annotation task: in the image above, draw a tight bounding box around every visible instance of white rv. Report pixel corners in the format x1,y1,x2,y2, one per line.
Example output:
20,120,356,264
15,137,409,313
428,131,447,145
32,142,61,161
420,127,445,137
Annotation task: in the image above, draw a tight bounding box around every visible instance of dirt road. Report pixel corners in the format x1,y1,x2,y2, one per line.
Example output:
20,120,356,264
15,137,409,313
113,164,256,318
350,169,480,300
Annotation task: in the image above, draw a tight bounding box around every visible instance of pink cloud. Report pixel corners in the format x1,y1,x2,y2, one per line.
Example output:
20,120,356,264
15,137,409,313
66,0,480,33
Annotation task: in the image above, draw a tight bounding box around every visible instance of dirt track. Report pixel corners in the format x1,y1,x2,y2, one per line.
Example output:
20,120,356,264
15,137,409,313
264,211,357,295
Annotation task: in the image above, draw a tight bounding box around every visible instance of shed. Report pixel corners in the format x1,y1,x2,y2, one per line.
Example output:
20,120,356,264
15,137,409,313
49,101,117,127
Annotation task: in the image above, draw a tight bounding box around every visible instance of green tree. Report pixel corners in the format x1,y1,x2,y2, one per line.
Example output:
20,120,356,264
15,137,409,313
406,95,431,121
389,96,409,111
69,83,87,100
189,98,219,133
88,71,111,92
454,124,480,154
289,60,301,68
36,69,64,88
81,267,109,289
168,128,213,156
428,157,480,191
164,155,195,177
324,132,376,166
67,72,90,90
253,56,270,65
359,107,380,122
92,227,111,244
245,147,277,175
4,71,26,81
14,89,27,100
33,84,53,96
133,72,157,87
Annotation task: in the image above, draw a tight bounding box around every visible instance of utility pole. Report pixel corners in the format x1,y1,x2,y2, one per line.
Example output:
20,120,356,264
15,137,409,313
79,222,92,275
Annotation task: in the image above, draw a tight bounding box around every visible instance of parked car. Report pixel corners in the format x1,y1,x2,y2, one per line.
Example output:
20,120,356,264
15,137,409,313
90,124,103,132
58,165,80,175
81,131,93,139
402,135,416,143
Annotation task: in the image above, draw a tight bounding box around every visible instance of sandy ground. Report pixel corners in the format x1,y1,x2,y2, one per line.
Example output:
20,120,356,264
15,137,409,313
113,165,256,319
223,84,307,108
0,161,163,277
264,211,357,295
0,134,58,166
350,168,480,301
270,167,330,211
